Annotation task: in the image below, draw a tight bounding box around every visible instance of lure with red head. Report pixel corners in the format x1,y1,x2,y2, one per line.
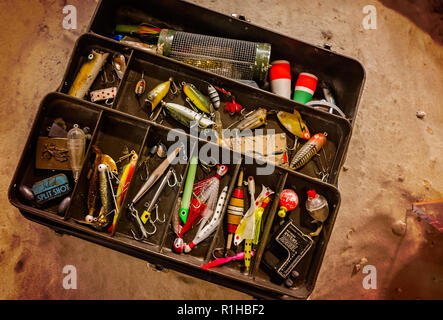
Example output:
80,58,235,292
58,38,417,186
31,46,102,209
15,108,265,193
225,97,243,115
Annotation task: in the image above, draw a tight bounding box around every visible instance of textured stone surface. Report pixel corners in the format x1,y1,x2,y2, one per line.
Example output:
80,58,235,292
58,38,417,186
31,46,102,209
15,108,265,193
1,0,442,299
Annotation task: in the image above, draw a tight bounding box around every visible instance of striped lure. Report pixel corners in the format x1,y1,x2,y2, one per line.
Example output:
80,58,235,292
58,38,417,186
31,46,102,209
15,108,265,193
289,133,327,170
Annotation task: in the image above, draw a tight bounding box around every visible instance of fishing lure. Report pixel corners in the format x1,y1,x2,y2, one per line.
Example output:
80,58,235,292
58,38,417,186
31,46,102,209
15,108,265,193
289,133,327,170
201,251,254,270
253,197,271,245
234,182,274,246
94,164,117,231
235,108,267,131
225,97,243,115
277,110,310,140
184,185,228,253
115,23,161,40
277,189,299,218
194,165,228,235
140,168,176,224
68,49,109,99
135,72,146,96
161,101,215,129
174,165,227,253
86,147,118,219
66,124,86,182
207,84,220,109
108,151,139,233
182,82,212,114
144,77,174,111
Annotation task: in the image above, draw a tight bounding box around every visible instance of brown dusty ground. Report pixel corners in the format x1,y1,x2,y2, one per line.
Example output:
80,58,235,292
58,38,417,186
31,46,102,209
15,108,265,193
0,0,442,299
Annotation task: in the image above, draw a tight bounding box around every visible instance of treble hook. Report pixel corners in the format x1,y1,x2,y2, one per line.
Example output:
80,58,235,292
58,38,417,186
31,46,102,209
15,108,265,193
139,160,149,182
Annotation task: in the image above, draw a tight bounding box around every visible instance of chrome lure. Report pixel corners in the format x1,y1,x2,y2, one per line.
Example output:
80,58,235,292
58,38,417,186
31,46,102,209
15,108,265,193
207,84,220,109
161,101,215,129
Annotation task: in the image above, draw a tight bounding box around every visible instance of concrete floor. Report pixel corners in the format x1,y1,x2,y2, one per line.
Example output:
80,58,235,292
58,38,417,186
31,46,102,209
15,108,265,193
1,0,442,299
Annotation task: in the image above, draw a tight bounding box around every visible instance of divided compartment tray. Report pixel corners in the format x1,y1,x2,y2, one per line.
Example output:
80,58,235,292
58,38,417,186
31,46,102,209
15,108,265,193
59,33,352,185
8,0,366,300
8,93,341,299
87,0,365,124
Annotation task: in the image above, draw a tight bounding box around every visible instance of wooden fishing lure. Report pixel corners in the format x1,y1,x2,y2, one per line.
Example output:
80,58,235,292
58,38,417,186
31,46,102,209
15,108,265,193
207,84,220,109
289,133,327,170
108,151,138,233
277,110,310,140
184,185,228,253
32,174,70,205
252,197,271,245
182,82,212,114
144,77,173,111
68,49,109,99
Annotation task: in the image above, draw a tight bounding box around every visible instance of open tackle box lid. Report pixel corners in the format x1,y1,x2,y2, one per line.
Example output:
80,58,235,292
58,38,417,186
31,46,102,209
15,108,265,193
9,0,365,300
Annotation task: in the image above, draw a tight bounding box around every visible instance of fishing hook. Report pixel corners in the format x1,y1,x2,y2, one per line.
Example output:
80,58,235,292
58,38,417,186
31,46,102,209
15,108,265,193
169,79,179,96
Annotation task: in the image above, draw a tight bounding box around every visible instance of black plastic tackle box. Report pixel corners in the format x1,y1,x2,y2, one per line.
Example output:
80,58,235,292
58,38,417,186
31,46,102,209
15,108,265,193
8,0,365,299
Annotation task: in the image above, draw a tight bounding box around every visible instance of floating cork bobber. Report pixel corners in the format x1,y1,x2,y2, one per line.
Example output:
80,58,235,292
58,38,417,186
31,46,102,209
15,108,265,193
292,72,318,105
225,169,245,251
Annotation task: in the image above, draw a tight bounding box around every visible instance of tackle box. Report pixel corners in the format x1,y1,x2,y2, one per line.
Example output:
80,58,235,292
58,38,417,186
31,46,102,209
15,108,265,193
8,0,365,300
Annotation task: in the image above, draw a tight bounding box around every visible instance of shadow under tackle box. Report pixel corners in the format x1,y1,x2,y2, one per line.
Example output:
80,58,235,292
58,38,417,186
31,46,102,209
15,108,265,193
8,0,365,300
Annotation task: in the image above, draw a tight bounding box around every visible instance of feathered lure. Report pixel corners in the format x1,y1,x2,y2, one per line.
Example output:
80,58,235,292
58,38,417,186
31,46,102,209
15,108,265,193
173,165,228,253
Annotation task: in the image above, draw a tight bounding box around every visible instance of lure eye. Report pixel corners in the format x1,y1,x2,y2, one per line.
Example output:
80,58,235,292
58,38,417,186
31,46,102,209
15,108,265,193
88,53,94,61
173,238,184,253
98,164,107,172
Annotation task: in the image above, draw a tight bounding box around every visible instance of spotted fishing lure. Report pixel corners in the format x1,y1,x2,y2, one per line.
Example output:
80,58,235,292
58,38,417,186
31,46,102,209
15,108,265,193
289,133,327,170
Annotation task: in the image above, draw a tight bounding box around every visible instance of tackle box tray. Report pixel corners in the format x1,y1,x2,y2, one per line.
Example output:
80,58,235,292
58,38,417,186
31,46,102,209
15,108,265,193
9,93,342,300
8,0,365,300
58,33,352,185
